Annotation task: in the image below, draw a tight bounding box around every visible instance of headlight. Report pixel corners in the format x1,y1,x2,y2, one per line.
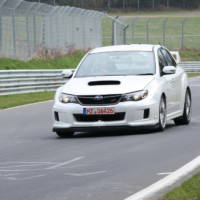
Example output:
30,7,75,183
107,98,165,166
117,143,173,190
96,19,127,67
59,93,78,104
121,90,148,102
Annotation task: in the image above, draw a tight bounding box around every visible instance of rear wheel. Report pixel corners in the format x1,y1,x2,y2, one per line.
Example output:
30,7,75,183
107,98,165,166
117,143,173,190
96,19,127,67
174,89,191,125
56,131,74,138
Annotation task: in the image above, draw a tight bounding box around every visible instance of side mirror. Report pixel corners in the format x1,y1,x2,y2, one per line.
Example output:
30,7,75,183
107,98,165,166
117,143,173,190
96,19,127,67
62,69,73,78
163,66,176,75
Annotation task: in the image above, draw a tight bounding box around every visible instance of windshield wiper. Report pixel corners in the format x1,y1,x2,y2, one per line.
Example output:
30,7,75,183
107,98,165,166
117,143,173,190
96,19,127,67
136,73,154,76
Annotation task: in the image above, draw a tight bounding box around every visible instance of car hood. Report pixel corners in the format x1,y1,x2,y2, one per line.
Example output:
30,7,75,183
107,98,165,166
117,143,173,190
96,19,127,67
62,76,155,95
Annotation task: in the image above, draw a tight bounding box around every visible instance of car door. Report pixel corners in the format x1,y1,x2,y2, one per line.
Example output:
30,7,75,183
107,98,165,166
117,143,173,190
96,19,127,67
158,48,176,114
161,48,181,111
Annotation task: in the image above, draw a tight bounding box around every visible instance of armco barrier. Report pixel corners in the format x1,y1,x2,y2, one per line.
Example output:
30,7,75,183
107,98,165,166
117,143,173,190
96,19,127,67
178,61,200,73
0,62,200,96
0,69,67,96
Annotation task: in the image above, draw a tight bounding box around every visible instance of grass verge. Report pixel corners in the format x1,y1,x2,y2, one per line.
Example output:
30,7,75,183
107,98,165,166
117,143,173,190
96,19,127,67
161,172,200,200
0,91,55,110
0,51,86,70
180,50,200,61
0,50,200,70
188,73,200,78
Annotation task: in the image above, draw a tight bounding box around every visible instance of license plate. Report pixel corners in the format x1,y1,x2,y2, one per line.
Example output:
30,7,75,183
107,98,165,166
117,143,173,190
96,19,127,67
83,107,115,115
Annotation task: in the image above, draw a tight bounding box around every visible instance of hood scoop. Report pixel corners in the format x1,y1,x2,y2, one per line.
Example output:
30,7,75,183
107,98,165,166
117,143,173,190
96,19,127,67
88,80,121,86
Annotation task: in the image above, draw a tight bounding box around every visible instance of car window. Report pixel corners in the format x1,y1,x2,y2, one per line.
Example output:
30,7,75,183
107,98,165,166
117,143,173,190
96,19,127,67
75,51,155,77
158,49,167,75
161,48,176,67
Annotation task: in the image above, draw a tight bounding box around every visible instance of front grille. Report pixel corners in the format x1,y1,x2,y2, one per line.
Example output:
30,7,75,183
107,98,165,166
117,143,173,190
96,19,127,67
77,94,122,105
74,112,125,122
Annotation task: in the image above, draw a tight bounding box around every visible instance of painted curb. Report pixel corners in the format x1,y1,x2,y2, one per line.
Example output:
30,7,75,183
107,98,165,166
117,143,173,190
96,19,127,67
124,155,200,200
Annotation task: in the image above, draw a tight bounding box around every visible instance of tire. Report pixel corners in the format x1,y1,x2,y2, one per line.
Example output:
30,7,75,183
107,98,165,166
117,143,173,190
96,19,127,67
174,89,191,125
155,96,167,132
56,131,74,138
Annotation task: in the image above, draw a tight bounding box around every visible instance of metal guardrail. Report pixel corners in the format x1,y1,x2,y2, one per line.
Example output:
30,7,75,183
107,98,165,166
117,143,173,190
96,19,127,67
0,69,66,96
178,61,200,73
0,62,200,96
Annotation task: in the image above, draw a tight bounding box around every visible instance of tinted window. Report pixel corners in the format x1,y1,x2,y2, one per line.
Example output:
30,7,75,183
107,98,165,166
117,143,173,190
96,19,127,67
158,49,167,75
161,48,176,67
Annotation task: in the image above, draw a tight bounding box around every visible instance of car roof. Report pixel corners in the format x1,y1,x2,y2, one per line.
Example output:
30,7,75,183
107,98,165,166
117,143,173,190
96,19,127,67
90,44,160,54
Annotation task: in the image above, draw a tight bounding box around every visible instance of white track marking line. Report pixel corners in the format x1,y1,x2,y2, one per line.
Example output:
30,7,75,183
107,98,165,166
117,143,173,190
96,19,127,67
0,157,84,172
64,170,107,177
157,172,173,176
0,161,56,165
46,157,84,170
0,163,56,168
6,174,46,181
0,169,44,172
2,173,20,177
124,155,200,200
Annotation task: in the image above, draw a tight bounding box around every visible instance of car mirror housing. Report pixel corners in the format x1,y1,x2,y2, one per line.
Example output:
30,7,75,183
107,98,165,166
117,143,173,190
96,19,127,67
163,66,176,75
62,69,73,78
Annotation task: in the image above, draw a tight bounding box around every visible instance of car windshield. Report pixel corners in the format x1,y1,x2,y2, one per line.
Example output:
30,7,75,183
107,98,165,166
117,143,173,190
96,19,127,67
75,51,155,77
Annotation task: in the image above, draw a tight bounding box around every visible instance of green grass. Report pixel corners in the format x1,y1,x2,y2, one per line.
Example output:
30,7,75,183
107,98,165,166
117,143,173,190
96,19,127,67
188,73,200,78
161,173,200,200
180,50,200,61
0,49,200,70
0,51,86,70
0,91,55,109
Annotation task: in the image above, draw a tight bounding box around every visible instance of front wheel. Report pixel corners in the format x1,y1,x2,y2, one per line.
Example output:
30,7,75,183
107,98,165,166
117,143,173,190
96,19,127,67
56,131,74,138
174,89,191,125
154,96,167,132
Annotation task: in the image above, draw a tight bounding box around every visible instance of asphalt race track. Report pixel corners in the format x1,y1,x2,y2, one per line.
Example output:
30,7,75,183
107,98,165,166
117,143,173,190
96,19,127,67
0,77,200,200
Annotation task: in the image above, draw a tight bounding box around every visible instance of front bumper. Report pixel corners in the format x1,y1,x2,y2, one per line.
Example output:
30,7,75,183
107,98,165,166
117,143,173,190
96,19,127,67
52,99,159,132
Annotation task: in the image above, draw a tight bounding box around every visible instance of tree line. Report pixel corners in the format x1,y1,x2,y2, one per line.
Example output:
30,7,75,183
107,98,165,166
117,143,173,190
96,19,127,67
26,0,200,9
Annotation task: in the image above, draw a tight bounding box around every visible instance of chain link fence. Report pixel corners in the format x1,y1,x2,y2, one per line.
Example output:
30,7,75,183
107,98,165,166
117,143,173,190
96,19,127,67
102,15,129,46
123,17,200,50
0,0,106,60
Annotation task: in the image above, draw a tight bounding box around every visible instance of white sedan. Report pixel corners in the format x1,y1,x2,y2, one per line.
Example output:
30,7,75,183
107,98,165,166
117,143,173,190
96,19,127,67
52,44,191,137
